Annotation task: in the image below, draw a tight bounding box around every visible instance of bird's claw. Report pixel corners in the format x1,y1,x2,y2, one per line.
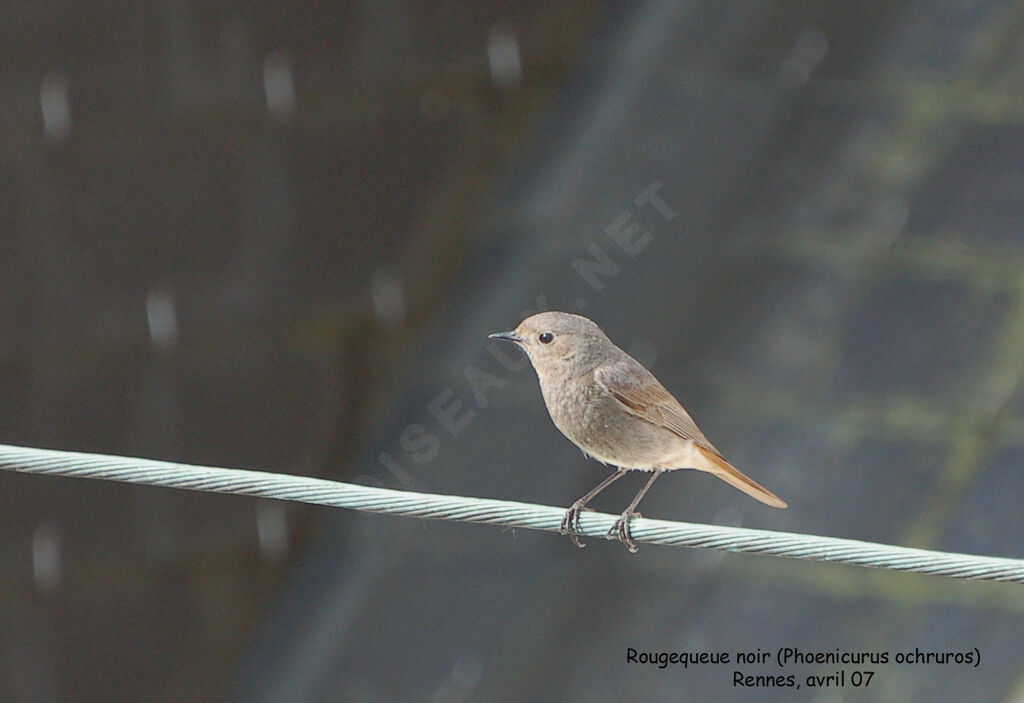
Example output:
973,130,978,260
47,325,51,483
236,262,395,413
609,510,642,553
560,502,592,548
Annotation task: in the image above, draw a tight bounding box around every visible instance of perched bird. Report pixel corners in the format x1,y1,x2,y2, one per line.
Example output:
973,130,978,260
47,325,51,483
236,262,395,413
490,311,786,552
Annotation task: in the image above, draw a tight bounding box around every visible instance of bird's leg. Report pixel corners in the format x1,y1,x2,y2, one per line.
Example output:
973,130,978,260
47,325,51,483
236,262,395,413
560,468,628,548
610,469,664,553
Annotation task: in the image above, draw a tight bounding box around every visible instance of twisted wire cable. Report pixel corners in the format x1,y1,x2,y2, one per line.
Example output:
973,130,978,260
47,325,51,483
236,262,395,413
1,443,1021,583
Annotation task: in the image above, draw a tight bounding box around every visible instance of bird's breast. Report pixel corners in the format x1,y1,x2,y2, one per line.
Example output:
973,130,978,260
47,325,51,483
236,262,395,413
538,373,667,469
539,374,604,438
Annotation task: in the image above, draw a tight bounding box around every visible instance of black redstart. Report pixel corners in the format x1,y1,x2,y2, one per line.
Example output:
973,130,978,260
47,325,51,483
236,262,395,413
490,311,787,552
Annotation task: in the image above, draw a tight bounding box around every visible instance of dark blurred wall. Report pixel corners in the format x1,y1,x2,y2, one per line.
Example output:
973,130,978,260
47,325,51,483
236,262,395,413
2,1,1024,702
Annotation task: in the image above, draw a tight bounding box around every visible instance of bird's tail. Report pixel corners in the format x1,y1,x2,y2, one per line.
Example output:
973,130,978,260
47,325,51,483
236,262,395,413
695,445,788,509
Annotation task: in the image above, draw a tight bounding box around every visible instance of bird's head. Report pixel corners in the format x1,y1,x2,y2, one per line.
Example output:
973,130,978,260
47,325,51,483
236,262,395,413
489,311,611,375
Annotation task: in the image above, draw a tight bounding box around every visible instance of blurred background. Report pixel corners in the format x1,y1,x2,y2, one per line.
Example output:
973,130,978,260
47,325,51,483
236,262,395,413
2,0,1024,701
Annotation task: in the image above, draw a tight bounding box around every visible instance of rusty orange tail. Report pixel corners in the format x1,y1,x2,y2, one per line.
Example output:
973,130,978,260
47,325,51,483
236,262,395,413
695,445,788,509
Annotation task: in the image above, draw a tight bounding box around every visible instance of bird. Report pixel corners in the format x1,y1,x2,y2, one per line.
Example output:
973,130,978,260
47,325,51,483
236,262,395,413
489,311,786,552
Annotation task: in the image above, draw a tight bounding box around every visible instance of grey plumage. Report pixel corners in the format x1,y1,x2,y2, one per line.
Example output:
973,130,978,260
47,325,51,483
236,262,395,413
490,311,786,552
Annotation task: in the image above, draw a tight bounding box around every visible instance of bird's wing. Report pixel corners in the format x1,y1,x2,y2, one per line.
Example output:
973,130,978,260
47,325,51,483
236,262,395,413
594,361,713,448
594,360,788,509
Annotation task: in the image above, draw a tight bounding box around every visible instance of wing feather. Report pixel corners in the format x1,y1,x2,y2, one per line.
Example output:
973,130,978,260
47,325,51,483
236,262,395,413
595,361,787,509
594,362,713,449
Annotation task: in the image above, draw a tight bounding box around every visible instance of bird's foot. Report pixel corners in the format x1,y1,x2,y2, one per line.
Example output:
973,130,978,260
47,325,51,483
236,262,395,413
560,502,593,548
609,510,642,553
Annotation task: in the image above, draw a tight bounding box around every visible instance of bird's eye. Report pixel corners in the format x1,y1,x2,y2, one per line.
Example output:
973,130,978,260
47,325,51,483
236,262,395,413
539,332,554,344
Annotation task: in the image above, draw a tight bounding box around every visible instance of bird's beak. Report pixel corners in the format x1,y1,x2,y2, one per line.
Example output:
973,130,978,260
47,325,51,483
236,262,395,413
488,330,524,344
